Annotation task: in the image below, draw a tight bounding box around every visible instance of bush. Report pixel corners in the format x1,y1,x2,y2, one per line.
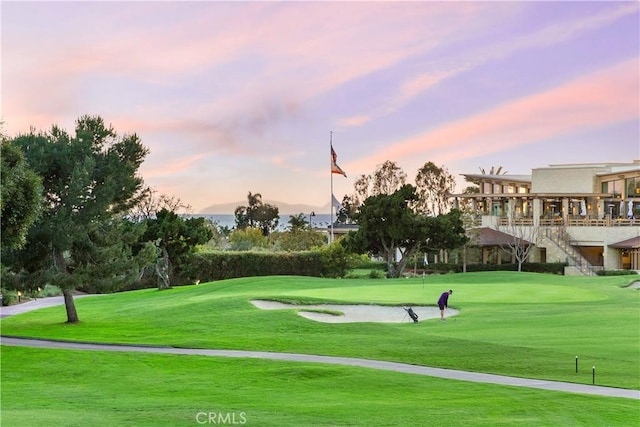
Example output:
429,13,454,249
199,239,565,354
318,242,351,278
272,230,325,251
355,258,387,271
38,284,62,297
0,288,18,306
596,270,638,276
228,228,269,251
368,269,385,279
0,268,23,292
521,263,566,274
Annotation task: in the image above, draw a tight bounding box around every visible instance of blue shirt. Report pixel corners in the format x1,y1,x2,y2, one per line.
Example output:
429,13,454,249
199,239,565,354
437,292,450,307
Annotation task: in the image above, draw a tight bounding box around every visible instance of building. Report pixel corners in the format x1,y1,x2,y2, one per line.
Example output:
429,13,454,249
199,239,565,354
450,161,640,274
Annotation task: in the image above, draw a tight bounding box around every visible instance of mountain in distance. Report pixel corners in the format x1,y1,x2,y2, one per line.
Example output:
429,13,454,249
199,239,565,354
199,200,331,215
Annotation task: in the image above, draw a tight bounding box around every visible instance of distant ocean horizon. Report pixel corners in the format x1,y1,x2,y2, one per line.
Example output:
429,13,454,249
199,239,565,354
185,213,336,230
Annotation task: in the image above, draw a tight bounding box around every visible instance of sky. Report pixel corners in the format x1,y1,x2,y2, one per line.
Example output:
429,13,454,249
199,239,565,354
2,1,639,213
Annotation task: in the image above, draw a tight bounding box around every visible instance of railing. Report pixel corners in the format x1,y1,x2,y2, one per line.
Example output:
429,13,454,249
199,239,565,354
511,218,534,226
463,216,482,228
500,217,559,226
539,218,564,226
567,217,638,226
544,227,597,276
497,216,638,227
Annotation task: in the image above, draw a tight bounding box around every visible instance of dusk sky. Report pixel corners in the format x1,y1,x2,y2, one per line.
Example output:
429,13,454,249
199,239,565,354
3,1,639,213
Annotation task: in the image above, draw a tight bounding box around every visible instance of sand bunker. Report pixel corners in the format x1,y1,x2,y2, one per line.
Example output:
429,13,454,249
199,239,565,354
251,300,459,323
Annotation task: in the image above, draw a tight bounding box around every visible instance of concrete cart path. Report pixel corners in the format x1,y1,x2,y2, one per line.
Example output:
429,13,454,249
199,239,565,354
0,295,96,318
2,336,638,400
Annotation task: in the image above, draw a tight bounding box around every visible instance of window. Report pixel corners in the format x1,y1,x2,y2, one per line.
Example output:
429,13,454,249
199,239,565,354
602,179,623,197
626,176,640,196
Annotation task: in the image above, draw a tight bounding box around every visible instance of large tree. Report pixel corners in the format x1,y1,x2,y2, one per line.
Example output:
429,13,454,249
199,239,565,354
335,195,357,224
346,185,468,278
1,139,42,249
349,160,455,218
347,185,424,278
234,192,279,236
351,160,407,207
414,161,456,216
417,208,469,261
286,213,309,231
142,208,213,288
128,186,191,222
495,223,539,272
67,216,157,293
8,115,151,322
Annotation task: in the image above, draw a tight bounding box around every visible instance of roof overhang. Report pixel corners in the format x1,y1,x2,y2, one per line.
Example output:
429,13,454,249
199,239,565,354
609,236,640,249
449,192,614,199
468,227,532,247
461,174,532,184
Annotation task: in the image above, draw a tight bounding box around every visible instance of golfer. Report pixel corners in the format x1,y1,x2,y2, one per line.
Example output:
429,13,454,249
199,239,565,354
437,290,453,321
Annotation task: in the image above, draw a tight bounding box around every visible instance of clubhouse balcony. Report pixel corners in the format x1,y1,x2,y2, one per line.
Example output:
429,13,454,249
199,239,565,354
449,162,640,274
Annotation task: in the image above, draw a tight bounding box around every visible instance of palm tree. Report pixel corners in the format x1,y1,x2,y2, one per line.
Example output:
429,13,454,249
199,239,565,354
287,213,308,231
479,166,508,175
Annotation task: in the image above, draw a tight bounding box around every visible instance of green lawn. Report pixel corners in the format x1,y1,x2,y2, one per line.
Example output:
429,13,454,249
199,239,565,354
1,272,639,426
2,345,638,427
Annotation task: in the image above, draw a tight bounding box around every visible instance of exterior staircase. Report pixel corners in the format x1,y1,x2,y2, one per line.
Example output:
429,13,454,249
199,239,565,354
544,227,596,276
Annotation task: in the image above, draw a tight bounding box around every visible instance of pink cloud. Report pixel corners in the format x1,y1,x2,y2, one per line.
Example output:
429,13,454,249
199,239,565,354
2,2,507,138
337,2,638,129
348,58,639,173
338,115,372,127
141,152,211,178
396,69,464,107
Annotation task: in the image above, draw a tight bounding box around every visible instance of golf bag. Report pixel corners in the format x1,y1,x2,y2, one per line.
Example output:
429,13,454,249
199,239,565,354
404,306,419,323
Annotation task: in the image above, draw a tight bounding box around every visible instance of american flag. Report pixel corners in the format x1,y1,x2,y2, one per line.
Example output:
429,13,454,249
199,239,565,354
331,145,347,177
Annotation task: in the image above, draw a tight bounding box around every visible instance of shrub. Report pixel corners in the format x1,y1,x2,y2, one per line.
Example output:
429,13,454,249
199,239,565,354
318,242,350,278
0,268,23,292
38,284,62,297
355,258,387,271
0,288,18,306
596,270,638,276
228,228,269,251
368,269,385,279
272,230,325,251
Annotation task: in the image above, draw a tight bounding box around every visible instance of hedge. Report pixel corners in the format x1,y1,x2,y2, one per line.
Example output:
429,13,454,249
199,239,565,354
180,245,350,284
596,269,638,276
420,262,566,275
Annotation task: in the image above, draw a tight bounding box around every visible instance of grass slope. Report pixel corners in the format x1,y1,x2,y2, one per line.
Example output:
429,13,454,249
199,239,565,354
2,272,637,389
2,346,638,427
2,272,639,426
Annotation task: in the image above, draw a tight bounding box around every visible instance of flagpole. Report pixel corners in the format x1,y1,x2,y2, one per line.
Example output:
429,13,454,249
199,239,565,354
330,131,334,243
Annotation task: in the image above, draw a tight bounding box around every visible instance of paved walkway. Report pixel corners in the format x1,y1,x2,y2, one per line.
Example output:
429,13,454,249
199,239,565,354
0,295,95,318
0,296,66,318
1,298,638,400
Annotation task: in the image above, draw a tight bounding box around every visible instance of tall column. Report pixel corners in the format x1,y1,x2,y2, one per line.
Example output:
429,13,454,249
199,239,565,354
532,198,542,227
597,199,605,219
